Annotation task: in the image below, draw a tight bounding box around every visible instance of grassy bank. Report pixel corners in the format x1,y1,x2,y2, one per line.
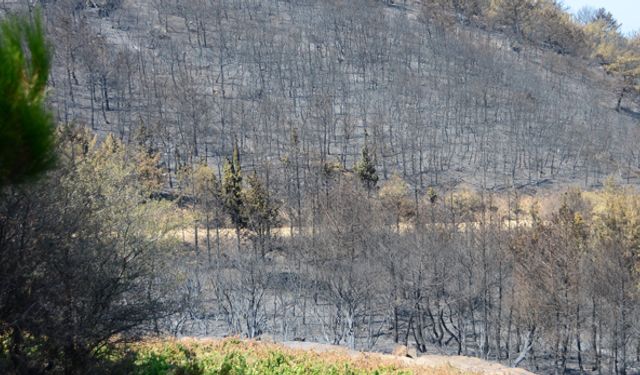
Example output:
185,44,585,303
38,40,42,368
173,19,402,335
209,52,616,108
120,338,474,375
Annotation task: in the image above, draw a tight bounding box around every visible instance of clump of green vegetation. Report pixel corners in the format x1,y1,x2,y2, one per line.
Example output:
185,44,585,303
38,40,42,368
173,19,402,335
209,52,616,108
130,339,405,375
0,10,55,187
121,338,470,375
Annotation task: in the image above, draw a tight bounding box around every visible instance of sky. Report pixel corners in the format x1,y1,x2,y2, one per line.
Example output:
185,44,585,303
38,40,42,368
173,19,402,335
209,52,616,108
561,0,640,35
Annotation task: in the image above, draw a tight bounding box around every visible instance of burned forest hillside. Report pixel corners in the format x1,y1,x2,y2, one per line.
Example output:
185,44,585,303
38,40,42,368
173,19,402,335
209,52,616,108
2,1,640,374
8,0,639,191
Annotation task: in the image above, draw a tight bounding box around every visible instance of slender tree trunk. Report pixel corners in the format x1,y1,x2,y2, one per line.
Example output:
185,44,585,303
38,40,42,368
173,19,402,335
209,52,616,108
506,305,513,360
592,297,600,372
206,212,211,265
577,304,584,373
512,326,535,368
496,261,503,360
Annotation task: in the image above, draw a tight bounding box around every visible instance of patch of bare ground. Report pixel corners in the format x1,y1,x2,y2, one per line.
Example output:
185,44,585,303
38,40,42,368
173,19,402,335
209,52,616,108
280,341,535,375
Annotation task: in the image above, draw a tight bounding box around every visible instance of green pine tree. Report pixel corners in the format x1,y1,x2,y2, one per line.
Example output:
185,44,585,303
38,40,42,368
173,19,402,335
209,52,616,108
355,144,378,191
0,11,55,187
244,172,279,257
222,142,245,249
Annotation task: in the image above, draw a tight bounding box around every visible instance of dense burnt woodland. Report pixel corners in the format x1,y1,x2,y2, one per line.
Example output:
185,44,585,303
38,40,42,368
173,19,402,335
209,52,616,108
23,0,640,189
2,0,640,374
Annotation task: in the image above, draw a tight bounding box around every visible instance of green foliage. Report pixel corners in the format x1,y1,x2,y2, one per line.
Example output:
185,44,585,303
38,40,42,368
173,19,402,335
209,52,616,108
355,145,378,191
128,340,419,375
427,187,438,204
0,10,55,186
222,142,245,229
220,144,280,254
243,173,279,241
0,127,180,374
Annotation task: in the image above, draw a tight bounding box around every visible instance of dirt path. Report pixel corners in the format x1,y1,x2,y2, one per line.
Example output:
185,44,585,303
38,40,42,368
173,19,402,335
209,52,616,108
172,219,538,246
281,341,535,375
408,355,534,375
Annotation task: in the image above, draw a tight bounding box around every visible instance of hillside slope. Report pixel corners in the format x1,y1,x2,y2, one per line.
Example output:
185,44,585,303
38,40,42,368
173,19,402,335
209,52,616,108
3,2,640,374
4,0,638,192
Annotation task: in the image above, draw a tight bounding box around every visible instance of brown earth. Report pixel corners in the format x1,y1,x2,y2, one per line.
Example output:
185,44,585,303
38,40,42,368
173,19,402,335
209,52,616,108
281,341,536,375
